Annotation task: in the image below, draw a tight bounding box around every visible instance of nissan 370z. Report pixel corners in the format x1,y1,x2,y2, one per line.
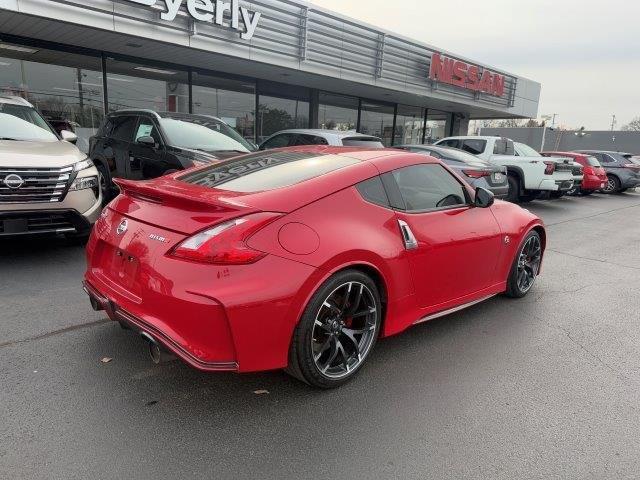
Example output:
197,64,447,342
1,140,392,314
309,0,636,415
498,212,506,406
83,147,546,388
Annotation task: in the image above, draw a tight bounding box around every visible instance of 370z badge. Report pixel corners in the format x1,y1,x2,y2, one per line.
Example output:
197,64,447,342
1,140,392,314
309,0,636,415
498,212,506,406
149,234,168,243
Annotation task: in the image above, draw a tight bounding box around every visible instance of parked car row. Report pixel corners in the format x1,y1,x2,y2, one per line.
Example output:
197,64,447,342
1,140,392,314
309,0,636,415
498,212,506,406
1,98,638,241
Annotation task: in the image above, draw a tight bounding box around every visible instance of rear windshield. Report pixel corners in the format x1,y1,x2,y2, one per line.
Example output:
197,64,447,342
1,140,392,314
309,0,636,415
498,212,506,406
179,151,359,192
342,137,384,148
585,156,601,167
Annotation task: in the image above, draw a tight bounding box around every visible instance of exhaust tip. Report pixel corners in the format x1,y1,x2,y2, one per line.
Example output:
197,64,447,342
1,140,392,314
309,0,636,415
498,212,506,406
141,332,175,365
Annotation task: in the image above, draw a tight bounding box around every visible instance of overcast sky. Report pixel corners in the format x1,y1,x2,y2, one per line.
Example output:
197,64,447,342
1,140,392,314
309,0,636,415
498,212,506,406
313,0,640,130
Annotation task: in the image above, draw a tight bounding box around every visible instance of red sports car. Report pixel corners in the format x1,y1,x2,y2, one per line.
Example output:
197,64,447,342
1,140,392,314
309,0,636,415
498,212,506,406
541,151,608,194
84,147,545,388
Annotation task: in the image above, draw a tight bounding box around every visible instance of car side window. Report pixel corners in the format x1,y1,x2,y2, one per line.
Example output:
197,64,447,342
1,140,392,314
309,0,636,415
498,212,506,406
492,139,514,155
260,134,293,150
111,116,138,142
356,176,390,208
599,154,613,163
292,134,329,146
389,164,469,212
461,139,487,155
438,139,460,148
135,117,162,145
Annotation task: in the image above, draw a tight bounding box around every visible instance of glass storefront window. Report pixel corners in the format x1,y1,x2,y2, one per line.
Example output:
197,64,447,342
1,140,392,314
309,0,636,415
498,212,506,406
192,72,255,141
257,95,309,142
0,45,104,152
395,105,425,146
425,110,449,144
106,58,189,114
319,92,358,131
359,101,394,146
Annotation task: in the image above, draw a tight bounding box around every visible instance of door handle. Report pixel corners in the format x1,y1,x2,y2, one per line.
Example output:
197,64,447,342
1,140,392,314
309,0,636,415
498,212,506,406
398,219,418,250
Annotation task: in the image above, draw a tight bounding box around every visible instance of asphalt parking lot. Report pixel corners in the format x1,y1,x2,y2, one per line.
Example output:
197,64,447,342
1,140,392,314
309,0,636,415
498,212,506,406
2,191,639,480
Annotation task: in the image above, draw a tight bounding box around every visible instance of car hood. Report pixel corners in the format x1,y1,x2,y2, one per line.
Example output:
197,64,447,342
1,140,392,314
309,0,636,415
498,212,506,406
0,139,86,167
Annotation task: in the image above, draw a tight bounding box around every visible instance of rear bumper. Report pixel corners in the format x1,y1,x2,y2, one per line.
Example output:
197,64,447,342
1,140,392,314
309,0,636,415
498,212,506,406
83,251,318,373
536,178,574,191
581,175,607,191
83,280,239,372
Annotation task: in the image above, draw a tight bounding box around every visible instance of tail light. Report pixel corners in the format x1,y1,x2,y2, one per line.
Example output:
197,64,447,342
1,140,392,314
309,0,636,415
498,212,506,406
462,169,492,178
543,161,556,175
169,212,283,264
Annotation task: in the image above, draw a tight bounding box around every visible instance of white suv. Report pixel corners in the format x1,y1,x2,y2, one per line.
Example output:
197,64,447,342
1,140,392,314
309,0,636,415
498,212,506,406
434,136,574,202
0,96,102,238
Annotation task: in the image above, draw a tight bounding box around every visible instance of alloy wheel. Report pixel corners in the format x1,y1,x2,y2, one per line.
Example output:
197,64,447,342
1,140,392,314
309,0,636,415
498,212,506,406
603,176,616,193
311,281,378,379
517,235,542,293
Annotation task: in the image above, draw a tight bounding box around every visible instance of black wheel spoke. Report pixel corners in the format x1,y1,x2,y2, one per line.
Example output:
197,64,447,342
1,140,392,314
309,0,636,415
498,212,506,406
346,283,364,316
319,338,339,373
341,329,361,354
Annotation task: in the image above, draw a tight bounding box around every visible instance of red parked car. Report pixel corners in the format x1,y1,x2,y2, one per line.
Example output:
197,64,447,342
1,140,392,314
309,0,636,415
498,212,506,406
541,151,608,195
83,147,546,388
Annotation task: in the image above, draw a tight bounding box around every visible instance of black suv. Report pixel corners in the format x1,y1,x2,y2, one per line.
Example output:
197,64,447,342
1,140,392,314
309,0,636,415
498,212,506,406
89,110,255,199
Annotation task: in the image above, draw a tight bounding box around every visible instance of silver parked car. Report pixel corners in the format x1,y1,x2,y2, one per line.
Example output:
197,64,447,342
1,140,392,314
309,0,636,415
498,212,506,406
259,129,385,149
0,96,102,238
394,144,509,198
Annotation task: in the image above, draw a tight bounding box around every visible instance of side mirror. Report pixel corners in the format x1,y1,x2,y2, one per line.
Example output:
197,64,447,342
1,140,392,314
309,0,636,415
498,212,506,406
474,187,495,208
137,136,156,148
60,130,78,144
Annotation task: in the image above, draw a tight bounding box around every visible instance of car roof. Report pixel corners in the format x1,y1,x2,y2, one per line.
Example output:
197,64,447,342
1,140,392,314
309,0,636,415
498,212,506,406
268,129,382,140
439,136,509,141
576,149,632,154
0,95,34,107
108,109,226,123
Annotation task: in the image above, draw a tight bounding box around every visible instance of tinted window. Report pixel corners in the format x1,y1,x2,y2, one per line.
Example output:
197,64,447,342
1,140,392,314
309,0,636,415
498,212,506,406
342,137,384,148
160,116,252,153
261,134,293,150
391,164,468,212
599,154,614,163
438,139,460,148
292,134,328,146
111,116,138,142
461,139,487,155
180,151,359,192
493,139,515,155
356,176,390,207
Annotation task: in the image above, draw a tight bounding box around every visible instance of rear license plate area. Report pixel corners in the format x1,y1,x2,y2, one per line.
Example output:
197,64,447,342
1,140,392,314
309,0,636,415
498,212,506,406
99,243,141,293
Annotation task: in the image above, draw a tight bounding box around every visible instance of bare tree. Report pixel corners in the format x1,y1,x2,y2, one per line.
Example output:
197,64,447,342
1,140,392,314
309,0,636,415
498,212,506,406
622,117,640,131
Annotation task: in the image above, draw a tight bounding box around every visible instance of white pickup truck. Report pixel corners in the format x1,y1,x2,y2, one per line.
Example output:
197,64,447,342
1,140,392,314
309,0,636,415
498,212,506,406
434,136,575,203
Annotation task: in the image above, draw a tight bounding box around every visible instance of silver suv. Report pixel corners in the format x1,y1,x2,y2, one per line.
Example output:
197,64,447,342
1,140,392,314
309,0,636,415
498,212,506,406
0,96,102,238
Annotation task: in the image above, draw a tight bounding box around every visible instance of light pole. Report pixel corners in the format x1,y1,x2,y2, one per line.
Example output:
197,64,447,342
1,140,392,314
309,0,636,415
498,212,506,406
610,114,617,131
540,114,557,151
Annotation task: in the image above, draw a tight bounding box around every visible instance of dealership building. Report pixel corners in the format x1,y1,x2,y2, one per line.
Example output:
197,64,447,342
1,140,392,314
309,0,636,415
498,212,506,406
0,0,540,152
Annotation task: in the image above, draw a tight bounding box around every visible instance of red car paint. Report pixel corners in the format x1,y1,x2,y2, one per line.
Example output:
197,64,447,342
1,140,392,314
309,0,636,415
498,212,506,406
542,151,608,191
84,146,545,373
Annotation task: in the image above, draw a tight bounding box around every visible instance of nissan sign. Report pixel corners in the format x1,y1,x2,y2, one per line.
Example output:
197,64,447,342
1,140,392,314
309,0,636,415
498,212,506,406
126,0,261,40
429,53,506,98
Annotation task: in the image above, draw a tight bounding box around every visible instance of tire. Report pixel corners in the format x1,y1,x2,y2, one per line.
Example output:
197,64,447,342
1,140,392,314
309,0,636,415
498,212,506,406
619,188,628,193
506,174,521,203
580,190,593,196
520,191,540,203
95,161,112,204
505,230,543,299
602,175,621,194
287,269,382,389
